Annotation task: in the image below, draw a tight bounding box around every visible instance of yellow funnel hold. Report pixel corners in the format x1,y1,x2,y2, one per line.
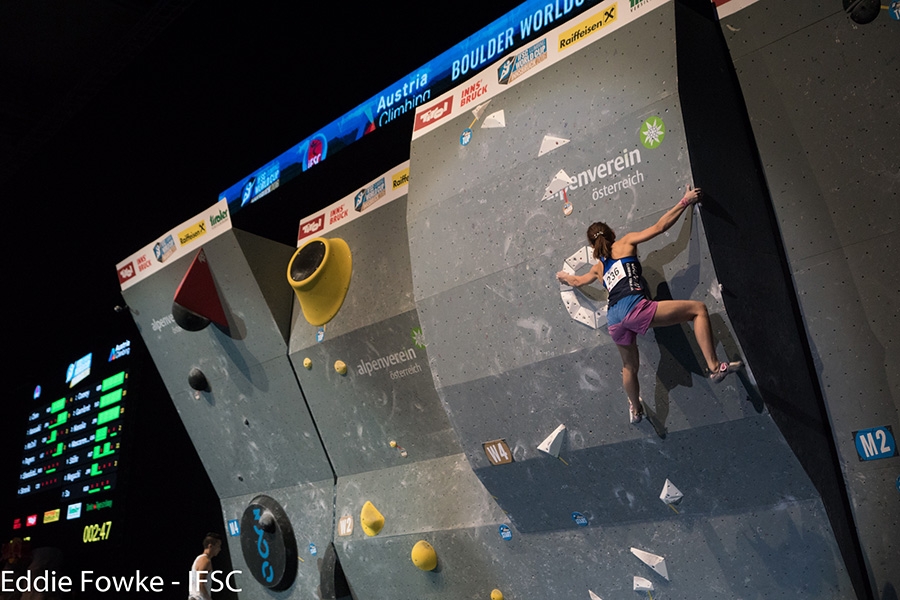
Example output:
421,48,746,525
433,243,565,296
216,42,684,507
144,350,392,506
411,540,437,571
360,501,385,537
287,237,352,326
334,360,347,375
491,589,504,600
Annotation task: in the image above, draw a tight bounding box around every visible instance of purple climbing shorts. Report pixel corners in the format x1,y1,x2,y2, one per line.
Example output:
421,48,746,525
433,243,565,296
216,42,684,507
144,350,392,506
608,298,658,346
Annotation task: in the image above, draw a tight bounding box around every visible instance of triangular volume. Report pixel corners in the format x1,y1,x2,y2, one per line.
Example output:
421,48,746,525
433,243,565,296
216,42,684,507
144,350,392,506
631,547,669,580
538,135,570,157
537,424,566,457
173,248,228,329
471,100,492,121
482,110,506,128
633,576,654,592
659,479,683,505
588,590,603,600
541,170,571,200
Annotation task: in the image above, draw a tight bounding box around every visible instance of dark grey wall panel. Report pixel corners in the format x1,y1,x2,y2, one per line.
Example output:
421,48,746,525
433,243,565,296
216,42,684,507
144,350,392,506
723,0,899,593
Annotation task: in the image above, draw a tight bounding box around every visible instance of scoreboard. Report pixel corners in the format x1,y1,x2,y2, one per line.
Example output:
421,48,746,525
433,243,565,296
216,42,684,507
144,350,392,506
8,339,134,547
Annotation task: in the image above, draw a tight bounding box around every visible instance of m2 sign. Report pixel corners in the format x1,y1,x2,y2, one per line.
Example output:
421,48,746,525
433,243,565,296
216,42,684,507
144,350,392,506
853,426,898,461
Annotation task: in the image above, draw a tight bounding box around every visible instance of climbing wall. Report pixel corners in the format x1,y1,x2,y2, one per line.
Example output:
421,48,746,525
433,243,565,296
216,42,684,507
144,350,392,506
118,208,336,597
114,0,890,597
720,0,900,593
406,0,855,597
286,168,512,599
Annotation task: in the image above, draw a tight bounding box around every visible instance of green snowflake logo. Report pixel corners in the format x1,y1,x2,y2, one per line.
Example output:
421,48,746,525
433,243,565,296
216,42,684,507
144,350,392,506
411,327,426,349
640,116,666,149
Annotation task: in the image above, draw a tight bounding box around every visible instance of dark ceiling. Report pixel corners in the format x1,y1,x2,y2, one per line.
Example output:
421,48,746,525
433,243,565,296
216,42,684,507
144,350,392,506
1,0,524,381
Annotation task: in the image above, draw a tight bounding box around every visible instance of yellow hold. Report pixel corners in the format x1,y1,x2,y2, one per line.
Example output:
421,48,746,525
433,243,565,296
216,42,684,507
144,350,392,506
334,360,347,375
491,589,504,600
303,357,312,369
287,237,353,326
360,501,385,537
411,540,437,571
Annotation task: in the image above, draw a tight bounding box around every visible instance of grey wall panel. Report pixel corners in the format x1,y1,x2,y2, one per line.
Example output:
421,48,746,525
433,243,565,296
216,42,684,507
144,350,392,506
793,242,897,434
719,0,836,60
291,310,462,477
415,210,742,391
220,480,335,600
724,0,899,592
234,229,297,346
334,454,507,539
439,340,752,472
289,197,416,354
334,504,852,600
471,416,814,533
409,96,695,303
168,354,333,499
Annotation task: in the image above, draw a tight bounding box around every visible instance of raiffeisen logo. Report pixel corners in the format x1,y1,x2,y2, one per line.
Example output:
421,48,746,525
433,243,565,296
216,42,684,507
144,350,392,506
210,207,229,229
558,3,618,51
178,221,207,246
392,168,410,190
298,215,325,241
117,262,136,284
414,98,453,131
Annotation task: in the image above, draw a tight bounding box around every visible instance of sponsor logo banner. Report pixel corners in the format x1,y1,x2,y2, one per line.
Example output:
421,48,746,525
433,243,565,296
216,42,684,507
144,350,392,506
498,38,548,85
295,161,411,244
117,198,231,291
117,262,136,284
354,178,387,213
392,167,410,190
460,80,489,108
414,98,454,131
414,0,648,139
153,235,176,263
298,214,325,241
329,203,349,226
558,3,618,51
177,221,207,247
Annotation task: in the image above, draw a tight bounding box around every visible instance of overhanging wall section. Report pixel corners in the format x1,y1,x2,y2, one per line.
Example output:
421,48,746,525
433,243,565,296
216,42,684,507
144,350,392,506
719,0,899,595
120,227,336,598
407,1,854,597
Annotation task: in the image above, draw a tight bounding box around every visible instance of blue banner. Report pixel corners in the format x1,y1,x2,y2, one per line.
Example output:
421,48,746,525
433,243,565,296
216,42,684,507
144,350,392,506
219,0,601,212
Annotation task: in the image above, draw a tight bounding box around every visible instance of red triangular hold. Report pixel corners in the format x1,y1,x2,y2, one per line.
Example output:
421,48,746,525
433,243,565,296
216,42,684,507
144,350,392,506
173,249,228,328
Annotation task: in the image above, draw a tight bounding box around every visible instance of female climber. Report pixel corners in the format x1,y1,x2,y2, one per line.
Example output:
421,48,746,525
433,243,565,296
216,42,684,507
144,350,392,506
556,185,741,424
